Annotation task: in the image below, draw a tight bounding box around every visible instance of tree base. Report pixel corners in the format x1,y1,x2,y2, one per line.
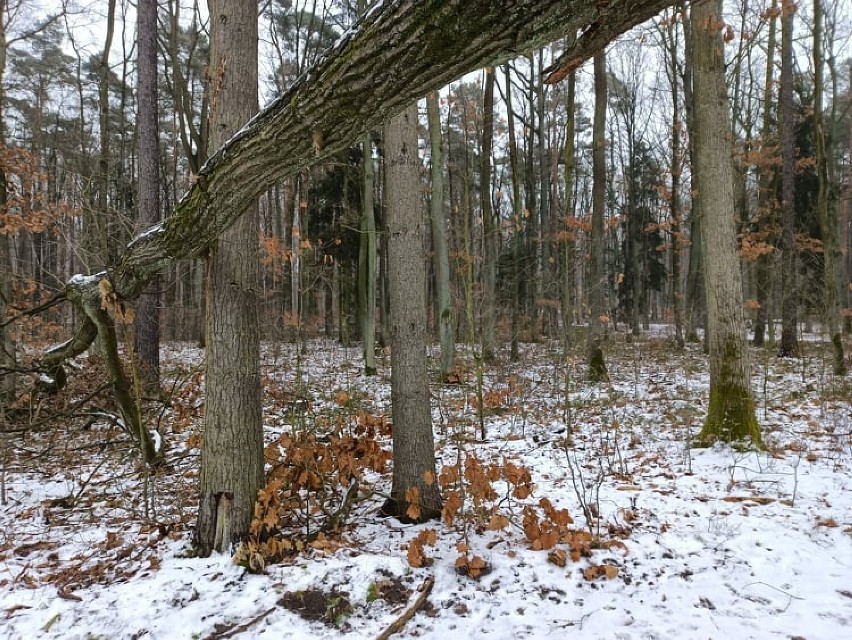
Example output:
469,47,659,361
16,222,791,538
696,381,763,449
587,341,609,383
380,495,441,524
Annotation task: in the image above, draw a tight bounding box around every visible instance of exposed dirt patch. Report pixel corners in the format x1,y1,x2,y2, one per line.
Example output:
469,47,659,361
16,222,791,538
278,587,353,627
373,573,411,605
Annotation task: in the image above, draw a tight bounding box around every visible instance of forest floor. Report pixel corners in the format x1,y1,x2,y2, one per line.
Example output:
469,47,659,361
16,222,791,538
1,328,851,639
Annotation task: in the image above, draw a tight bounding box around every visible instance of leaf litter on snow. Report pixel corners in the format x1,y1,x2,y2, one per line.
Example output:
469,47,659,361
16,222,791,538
1,331,851,639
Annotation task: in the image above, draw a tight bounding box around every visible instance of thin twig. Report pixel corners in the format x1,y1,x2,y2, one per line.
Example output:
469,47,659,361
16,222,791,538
374,576,434,640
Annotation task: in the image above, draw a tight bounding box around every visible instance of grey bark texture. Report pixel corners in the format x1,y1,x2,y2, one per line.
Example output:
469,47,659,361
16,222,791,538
812,0,847,375
383,104,442,521
134,0,161,389
40,0,677,380
691,0,761,446
0,3,15,403
426,90,455,380
778,0,799,358
480,68,497,363
195,0,264,556
587,51,609,383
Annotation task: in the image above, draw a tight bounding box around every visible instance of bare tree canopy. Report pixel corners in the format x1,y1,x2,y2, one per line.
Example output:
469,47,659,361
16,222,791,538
43,0,675,377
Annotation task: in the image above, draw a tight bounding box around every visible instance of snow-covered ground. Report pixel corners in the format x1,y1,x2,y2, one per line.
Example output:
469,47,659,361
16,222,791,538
2,334,850,639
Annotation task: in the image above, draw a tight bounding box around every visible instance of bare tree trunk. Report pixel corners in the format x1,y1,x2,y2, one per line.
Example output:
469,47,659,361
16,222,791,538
480,67,497,362
813,0,847,375
753,0,778,348
0,3,15,403
505,64,523,361
358,131,378,374
681,0,705,346
778,0,799,358
196,0,264,556
659,13,685,349
691,0,761,447
560,61,577,351
426,90,454,379
382,104,441,522
134,0,161,390
92,0,117,269
587,51,609,382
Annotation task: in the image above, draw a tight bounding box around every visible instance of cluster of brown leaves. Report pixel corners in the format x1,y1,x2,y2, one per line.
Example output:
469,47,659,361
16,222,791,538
406,529,437,568
0,145,79,236
239,429,391,567
439,454,534,530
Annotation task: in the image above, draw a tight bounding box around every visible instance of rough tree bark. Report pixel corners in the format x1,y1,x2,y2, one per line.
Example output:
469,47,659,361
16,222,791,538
778,0,799,358
426,90,455,380
134,0,161,389
358,129,378,375
691,0,762,447
195,0,264,556
0,0,15,403
752,0,778,348
559,58,577,351
813,0,847,375
38,0,676,381
587,51,609,383
382,104,442,521
357,0,377,376
480,67,497,363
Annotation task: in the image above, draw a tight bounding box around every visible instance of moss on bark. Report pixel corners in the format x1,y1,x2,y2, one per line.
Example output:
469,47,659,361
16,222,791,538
587,340,609,383
697,337,763,448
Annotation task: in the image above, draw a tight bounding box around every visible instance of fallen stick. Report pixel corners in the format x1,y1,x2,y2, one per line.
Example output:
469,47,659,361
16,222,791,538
375,576,435,640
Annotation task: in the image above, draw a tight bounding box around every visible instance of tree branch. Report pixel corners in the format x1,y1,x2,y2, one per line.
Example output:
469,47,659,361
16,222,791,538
46,0,675,373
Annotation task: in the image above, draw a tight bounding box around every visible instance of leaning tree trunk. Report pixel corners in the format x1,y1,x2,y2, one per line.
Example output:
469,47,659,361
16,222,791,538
691,0,762,447
382,104,442,522
813,0,847,375
587,51,609,383
778,0,799,358
195,0,264,556
426,90,455,380
134,0,161,390
37,0,677,385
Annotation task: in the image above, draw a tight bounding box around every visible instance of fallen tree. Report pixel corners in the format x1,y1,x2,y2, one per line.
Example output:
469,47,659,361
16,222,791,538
36,0,675,421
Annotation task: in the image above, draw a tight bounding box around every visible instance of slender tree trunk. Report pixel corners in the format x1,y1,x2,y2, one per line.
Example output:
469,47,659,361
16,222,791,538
196,0,264,556
0,3,16,403
358,131,378,374
753,0,778,348
561,63,577,351
505,65,523,361
93,0,117,269
426,90,455,379
134,0,161,390
662,12,685,350
681,0,705,345
691,0,762,447
587,51,609,382
356,0,377,374
382,104,442,521
813,0,847,375
778,0,799,358
480,67,497,362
